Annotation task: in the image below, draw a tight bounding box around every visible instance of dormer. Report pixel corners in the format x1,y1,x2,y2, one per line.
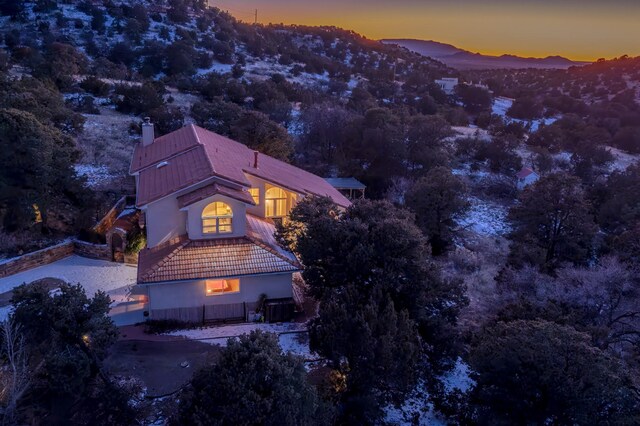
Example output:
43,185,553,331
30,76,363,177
177,183,255,240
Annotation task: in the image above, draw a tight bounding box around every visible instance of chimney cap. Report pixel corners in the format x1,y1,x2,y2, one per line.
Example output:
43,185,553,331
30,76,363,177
143,117,151,125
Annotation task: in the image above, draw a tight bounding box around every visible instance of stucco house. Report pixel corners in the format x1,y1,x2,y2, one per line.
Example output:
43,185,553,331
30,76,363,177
130,120,350,323
516,167,540,190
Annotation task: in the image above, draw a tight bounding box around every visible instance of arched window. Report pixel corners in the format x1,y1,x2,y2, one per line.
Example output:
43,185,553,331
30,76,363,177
265,186,288,218
202,202,233,234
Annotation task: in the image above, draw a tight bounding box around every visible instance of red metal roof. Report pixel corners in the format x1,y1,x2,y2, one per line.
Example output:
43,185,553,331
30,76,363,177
177,183,256,209
516,167,536,179
137,235,301,284
132,124,351,208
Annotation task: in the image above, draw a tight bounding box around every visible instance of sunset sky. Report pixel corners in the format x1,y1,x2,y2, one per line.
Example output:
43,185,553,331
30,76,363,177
211,0,640,61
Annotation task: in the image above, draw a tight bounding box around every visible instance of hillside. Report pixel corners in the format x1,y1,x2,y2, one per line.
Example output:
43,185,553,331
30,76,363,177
382,38,586,70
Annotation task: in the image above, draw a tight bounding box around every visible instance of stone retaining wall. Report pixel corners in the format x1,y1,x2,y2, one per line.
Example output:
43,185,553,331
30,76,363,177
0,240,112,278
0,241,75,278
94,195,129,235
73,240,110,261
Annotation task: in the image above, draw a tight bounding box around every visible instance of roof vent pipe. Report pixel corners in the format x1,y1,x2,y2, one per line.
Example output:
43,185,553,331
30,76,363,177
253,151,259,168
142,117,155,146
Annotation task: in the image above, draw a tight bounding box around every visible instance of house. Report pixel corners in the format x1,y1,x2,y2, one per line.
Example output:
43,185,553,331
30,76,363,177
130,120,351,323
325,177,366,200
516,167,539,190
434,77,459,95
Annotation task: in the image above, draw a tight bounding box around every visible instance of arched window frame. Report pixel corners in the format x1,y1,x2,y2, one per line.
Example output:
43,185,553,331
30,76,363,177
265,186,288,218
202,202,233,234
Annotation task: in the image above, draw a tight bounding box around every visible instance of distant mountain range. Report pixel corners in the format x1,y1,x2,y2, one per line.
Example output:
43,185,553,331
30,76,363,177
381,39,589,70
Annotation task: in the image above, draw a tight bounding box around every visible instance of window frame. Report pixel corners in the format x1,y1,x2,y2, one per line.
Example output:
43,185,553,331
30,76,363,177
265,186,288,218
205,278,240,296
249,187,260,205
202,202,233,234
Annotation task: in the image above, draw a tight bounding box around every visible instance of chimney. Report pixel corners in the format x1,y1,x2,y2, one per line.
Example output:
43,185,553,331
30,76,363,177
142,117,155,146
253,151,259,168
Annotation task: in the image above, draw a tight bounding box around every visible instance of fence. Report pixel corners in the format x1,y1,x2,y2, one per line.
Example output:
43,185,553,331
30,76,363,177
149,299,296,323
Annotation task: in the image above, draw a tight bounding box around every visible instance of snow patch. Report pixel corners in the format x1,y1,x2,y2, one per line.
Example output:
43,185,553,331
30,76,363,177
457,196,511,236
74,164,114,188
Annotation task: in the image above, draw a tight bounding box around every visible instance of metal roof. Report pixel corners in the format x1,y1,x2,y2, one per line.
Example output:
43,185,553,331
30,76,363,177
324,177,366,190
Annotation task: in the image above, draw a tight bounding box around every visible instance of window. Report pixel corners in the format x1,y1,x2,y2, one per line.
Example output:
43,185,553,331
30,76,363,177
249,188,260,204
202,202,233,234
265,186,288,218
205,279,240,295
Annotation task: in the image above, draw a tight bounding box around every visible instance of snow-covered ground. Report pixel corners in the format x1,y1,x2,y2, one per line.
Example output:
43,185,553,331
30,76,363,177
492,97,557,132
74,164,115,188
167,322,317,359
607,146,640,172
0,255,137,320
457,196,511,236
384,359,474,425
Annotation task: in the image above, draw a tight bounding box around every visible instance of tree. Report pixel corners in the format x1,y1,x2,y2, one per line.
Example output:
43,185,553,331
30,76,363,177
0,108,85,232
9,282,137,424
405,167,468,254
298,103,355,175
455,85,492,114
230,110,293,161
508,173,597,269
178,330,330,426
277,198,467,422
613,126,640,153
405,115,452,174
468,320,640,425
507,96,543,119
114,81,165,115
0,320,29,425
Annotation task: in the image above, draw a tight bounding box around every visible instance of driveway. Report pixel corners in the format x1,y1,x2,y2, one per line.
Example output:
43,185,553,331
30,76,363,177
0,255,138,321
104,335,220,397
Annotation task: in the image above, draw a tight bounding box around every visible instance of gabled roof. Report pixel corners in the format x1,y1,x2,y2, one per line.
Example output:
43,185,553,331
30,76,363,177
516,167,537,179
177,183,255,209
137,235,301,284
131,124,350,208
325,177,366,190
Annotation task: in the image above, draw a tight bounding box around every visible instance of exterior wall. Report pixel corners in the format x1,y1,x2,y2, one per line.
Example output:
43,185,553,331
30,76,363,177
245,175,266,217
144,195,186,248
184,194,247,240
245,175,302,219
146,272,293,311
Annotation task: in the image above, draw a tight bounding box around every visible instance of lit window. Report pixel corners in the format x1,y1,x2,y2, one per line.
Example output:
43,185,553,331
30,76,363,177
249,188,260,204
202,202,233,234
265,186,288,218
205,279,240,295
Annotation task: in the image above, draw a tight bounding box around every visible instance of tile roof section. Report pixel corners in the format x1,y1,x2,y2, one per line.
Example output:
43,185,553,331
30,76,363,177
177,183,256,209
137,236,300,284
132,124,351,208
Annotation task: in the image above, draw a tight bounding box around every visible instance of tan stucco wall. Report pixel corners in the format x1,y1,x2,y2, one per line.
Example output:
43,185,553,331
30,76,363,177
145,195,186,247
146,273,294,310
184,194,247,240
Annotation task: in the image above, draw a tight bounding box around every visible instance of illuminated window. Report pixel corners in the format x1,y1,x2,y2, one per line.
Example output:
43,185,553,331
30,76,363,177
265,186,288,218
249,188,260,204
205,279,240,295
202,202,233,234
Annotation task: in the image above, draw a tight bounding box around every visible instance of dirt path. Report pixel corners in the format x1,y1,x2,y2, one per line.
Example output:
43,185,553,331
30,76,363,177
104,336,220,397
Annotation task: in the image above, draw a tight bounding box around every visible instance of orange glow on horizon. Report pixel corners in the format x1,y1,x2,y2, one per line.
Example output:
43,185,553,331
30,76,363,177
211,0,640,62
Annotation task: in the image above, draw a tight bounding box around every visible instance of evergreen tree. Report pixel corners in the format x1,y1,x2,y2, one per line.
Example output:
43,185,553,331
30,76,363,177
178,330,330,426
